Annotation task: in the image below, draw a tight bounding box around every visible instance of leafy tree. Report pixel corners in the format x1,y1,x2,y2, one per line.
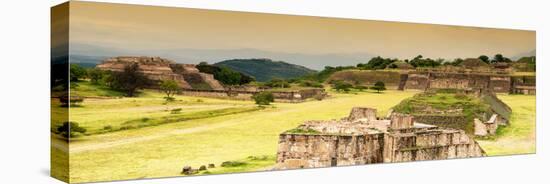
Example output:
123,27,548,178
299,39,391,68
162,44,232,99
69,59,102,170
370,81,387,93
492,54,511,63
478,55,490,64
299,80,323,88
159,80,180,100
252,91,274,106
109,63,150,97
409,55,442,68
87,68,105,84
265,78,290,88
357,56,397,70
70,64,87,82
333,80,352,92
56,121,87,139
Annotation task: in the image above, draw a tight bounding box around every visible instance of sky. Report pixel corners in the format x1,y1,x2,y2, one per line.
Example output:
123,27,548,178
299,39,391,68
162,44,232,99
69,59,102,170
67,1,535,66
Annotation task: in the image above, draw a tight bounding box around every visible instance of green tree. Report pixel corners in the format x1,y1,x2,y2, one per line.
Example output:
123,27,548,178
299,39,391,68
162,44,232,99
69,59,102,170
159,80,180,101
333,80,352,92
87,68,105,84
252,91,274,106
478,55,490,63
109,63,150,97
370,81,387,93
266,78,290,88
56,121,87,139
70,64,87,82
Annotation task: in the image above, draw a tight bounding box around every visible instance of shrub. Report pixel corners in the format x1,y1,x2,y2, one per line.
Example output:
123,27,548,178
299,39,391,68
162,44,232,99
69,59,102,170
252,92,274,106
354,85,368,91
221,161,247,167
59,96,84,107
103,125,113,130
370,81,386,93
332,80,352,92
56,121,87,138
171,108,183,114
299,80,323,88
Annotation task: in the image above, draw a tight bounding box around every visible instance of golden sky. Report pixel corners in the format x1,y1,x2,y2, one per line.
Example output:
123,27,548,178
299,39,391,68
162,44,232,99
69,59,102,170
68,1,535,59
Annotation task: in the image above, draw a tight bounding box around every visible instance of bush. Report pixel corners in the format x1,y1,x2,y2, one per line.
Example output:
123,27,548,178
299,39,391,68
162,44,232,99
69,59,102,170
59,96,84,107
171,108,183,114
103,125,113,130
299,80,323,88
56,121,87,138
332,80,352,92
265,78,290,88
252,92,274,106
221,161,247,167
354,85,368,91
370,81,386,93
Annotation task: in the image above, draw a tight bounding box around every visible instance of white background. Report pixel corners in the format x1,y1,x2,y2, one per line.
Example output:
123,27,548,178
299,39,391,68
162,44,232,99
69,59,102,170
0,0,547,183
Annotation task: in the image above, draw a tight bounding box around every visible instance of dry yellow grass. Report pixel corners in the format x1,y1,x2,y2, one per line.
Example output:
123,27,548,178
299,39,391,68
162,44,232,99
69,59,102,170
64,90,417,183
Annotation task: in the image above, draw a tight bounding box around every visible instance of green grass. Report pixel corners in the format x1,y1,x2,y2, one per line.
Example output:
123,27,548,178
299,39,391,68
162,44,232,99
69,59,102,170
71,81,126,97
63,90,417,183
476,94,536,155
200,155,276,175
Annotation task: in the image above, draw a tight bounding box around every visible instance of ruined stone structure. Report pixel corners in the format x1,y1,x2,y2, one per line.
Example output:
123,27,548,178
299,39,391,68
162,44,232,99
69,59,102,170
275,107,485,169
180,88,326,103
97,56,326,102
400,71,535,95
97,56,224,90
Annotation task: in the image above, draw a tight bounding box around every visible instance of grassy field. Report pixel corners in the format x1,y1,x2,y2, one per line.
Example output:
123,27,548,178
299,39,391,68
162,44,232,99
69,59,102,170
53,82,535,183
476,94,536,155
62,88,418,183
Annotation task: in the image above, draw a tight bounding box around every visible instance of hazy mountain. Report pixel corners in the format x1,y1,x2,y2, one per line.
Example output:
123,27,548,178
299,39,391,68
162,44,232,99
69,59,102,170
214,59,316,82
69,43,374,70
512,49,536,60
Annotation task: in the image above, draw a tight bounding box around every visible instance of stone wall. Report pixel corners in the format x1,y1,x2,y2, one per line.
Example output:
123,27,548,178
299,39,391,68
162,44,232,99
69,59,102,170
402,72,515,93
276,133,385,169
412,115,470,133
383,129,485,162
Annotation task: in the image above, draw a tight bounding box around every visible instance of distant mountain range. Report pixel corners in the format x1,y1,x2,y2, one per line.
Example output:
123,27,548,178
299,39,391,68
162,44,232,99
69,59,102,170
214,59,317,82
511,49,536,60
69,43,373,70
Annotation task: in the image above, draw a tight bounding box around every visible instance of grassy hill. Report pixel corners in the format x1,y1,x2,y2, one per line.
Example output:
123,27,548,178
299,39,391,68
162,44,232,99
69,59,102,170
214,58,316,82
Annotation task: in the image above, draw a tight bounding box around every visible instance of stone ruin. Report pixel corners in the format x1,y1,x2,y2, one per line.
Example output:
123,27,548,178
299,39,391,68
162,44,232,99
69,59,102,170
275,107,485,169
96,56,224,90
402,71,535,95
96,56,327,102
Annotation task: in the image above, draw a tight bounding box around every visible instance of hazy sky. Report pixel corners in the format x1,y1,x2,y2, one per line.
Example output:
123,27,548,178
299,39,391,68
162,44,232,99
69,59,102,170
69,1,535,60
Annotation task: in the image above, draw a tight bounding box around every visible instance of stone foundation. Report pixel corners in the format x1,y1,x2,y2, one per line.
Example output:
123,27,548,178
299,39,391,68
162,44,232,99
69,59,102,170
276,108,485,169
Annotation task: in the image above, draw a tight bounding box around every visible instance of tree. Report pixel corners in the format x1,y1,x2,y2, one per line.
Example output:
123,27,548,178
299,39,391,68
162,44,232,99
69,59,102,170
478,55,490,64
252,91,274,106
56,121,87,139
266,78,290,88
87,68,105,84
370,81,386,93
333,80,352,92
160,80,180,101
70,64,87,82
109,63,150,97
492,54,511,63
